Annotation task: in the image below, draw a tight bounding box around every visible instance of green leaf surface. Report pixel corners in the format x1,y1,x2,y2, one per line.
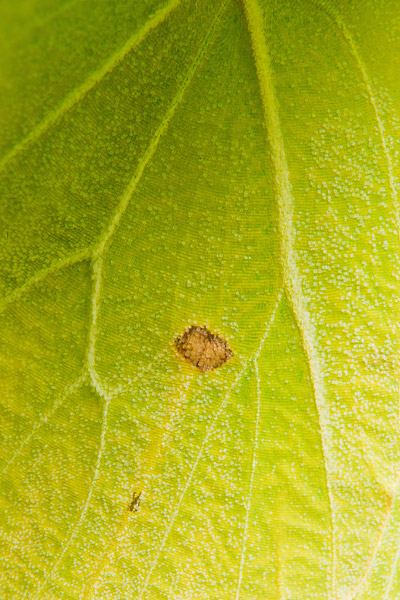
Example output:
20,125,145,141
1,0,400,598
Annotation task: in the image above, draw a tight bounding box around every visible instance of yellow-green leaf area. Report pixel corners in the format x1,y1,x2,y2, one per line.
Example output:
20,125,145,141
1,0,400,599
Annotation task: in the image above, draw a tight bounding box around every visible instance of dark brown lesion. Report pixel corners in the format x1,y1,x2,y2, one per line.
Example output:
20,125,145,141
174,325,233,372
128,491,142,512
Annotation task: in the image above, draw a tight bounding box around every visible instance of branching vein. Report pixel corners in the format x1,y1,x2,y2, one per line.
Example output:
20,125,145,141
0,247,92,314
0,0,181,173
1,374,86,477
309,0,400,237
137,290,282,598
234,356,262,600
345,447,400,600
16,3,239,598
92,0,230,261
307,4,400,596
382,509,400,600
27,386,111,600
240,0,336,597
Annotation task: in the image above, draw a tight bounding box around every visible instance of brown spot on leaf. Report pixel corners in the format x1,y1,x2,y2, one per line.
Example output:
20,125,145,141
175,326,233,372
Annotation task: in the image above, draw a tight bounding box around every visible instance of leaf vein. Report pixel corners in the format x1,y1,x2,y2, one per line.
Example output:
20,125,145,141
137,289,283,598
0,374,85,478
234,356,262,600
345,452,400,600
309,0,400,237
240,0,336,597
92,0,231,261
383,506,400,600
28,382,111,600
0,0,181,173
0,246,92,314
305,5,400,598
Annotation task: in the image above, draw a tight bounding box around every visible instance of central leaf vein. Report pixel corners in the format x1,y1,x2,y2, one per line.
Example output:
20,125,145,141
240,0,336,597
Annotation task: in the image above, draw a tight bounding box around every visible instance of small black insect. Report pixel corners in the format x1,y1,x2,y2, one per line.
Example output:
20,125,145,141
128,491,142,513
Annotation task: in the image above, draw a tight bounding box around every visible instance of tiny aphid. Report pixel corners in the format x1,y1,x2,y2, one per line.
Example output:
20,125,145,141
128,491,142,513
175,325,233,372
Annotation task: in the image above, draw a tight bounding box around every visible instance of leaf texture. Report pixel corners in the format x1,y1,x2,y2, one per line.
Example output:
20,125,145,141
1,0,400,598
